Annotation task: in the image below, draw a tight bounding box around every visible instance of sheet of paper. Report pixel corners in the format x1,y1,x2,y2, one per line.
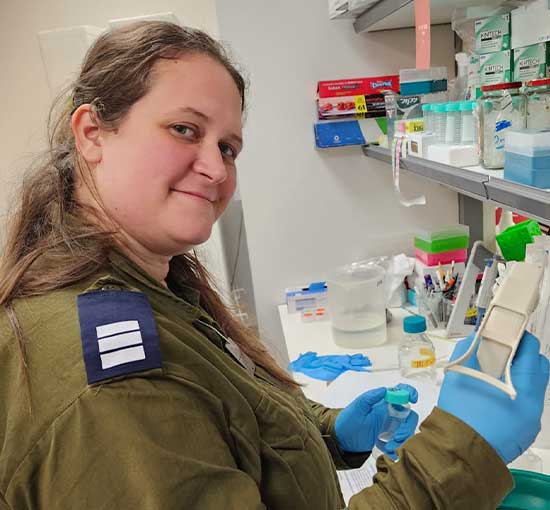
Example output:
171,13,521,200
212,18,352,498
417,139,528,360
337,457,378,506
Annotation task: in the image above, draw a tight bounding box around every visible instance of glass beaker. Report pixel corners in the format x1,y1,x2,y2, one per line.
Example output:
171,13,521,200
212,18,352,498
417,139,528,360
327,262,387,348
478,82,526,169
526,78,550,130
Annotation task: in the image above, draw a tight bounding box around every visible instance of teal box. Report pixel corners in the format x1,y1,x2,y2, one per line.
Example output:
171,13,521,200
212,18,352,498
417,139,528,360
475,14,511,54
480,50,513,86
513,43,550,82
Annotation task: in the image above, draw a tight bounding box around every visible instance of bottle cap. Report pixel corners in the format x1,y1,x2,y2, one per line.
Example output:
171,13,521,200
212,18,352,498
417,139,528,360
444,102,461,112
481,82,522,92
385,388,410,405
459,100,476,111
422,103,432,111
403,315,427,333
433,103,447,113
526,78,550,88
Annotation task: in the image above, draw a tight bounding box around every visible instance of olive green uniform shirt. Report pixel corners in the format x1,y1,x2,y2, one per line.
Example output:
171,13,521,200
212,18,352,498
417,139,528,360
0,253,513,509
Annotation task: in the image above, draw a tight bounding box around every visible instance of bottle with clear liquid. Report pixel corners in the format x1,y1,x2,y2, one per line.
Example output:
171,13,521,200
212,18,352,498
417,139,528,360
399,316,436,381
371,388,411,458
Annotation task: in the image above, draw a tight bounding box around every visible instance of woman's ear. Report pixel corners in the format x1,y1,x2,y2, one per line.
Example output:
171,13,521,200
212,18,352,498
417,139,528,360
71,104,103,165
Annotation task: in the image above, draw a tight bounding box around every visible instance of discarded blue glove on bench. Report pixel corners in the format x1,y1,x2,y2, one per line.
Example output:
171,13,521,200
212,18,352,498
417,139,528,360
288,351,372,381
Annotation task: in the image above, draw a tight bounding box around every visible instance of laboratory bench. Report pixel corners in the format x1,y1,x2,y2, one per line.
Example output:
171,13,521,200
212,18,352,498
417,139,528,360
278,304,550,477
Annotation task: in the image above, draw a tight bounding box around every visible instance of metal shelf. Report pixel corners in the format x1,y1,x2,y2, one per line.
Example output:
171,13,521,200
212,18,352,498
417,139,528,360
485,178,550,225
353,0,511,33
363,145,488,199
363,145,550,223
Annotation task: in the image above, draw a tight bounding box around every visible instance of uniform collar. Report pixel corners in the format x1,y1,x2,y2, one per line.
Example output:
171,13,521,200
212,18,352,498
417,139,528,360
107,250,201,307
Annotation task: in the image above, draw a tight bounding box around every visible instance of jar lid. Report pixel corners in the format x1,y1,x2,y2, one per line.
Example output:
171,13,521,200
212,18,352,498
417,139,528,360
459,100,476,111
526,78,550,87
444,102,461,112
385,388,410,405
403,315,427,333
481,82,522,92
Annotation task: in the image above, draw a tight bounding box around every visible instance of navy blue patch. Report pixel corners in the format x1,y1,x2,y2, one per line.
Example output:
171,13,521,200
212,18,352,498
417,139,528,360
77,290,162,385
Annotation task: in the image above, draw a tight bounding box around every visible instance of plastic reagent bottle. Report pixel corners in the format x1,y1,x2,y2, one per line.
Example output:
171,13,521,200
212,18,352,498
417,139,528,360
398,315,436,380
372,388,411,458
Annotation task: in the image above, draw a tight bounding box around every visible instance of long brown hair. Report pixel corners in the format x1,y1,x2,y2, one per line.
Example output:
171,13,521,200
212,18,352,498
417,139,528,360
0,21,298,401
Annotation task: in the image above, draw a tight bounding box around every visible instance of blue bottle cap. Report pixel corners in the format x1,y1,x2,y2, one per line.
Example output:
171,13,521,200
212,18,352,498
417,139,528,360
403,315,427,333
385,388,410,405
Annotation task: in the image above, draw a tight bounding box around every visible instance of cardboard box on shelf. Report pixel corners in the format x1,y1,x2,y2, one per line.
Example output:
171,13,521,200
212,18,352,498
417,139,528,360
314,117,387,148
480,50,513,86
513,42,550,82
511,0,550,50
475,13,511,54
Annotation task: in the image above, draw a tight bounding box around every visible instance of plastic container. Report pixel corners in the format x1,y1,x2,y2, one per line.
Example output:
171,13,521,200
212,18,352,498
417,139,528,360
327,262,387,348
422,103,433,133
526,78,550,130
372,388,411,457
460,101,477,144
432,103,447,143
504,129,550,189
415,247,467,266
496,219,542,261
414,224,470,254
498,469,550,509
444,102,462,144
398,316,436,380
478,82,527,169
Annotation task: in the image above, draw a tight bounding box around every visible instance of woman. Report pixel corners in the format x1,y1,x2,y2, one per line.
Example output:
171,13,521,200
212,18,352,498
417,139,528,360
0,21,547,510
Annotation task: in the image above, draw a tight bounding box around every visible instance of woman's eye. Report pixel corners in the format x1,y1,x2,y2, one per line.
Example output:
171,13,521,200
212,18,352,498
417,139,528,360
172,124,197,139
219,142,237,160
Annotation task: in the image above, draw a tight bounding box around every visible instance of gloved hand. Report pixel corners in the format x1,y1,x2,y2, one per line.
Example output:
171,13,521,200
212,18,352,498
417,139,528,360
438,331,550,464
335,384,419,457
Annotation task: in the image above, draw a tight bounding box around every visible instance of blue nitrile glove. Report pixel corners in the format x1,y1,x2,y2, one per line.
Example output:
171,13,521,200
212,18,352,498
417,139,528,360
438,331,550,464
288,352,372,381
335,384,419,454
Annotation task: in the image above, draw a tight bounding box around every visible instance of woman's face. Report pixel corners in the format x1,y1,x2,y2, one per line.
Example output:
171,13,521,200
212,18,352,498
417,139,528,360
89,53,243,256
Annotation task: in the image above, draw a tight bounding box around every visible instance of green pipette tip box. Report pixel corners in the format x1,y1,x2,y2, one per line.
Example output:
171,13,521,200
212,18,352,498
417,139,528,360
414,235,470,254
496,220,542,262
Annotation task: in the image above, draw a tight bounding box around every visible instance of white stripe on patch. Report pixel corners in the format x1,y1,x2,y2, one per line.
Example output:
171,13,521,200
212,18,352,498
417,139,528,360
96,320,140,339
98,330,143,353
100,345,146,369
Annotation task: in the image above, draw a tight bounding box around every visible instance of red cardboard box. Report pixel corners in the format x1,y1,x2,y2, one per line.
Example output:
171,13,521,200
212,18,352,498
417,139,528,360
317,75,400,98
316,75,399,120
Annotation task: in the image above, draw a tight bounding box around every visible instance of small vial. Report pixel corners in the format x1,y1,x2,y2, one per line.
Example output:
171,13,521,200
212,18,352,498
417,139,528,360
460,101,477,145
444,102,462,145
432,104,447,142
398,316,436,381
421,103,433,133
372,388,411,458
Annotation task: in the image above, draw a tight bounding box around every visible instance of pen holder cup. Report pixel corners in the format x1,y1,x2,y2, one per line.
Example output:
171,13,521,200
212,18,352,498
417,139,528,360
417,293,454,330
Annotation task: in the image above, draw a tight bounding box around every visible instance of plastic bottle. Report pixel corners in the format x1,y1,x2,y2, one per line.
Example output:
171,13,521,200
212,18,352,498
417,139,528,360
432,103,447,143
444,102,462,145
459,101,476,145
398,316,436,381
421,103,433,133
371,388,411,458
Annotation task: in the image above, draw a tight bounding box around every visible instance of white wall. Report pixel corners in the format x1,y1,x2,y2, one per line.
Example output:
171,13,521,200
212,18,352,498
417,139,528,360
216,1,460,364
0,0,236,293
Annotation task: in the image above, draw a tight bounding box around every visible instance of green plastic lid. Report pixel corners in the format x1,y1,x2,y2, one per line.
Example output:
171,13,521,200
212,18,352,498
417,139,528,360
433,103,447,113
422,103,432,112
459,100,476,111
444,102,461,112
496,220,542,262
385,388,410,405
498,469,550,509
